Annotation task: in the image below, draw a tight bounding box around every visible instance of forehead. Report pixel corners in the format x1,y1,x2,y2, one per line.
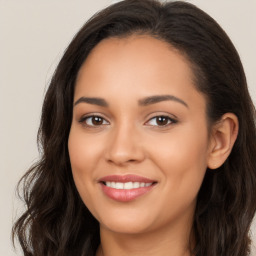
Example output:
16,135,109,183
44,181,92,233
74,35,206,113
76,35,195,88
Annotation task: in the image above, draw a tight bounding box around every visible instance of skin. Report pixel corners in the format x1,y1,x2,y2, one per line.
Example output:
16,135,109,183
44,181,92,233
68,35,238,256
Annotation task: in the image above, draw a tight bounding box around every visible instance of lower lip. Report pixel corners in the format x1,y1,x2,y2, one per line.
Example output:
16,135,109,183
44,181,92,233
100,183,155,202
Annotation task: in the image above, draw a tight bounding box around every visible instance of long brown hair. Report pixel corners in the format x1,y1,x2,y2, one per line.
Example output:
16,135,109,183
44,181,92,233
13,1,256,255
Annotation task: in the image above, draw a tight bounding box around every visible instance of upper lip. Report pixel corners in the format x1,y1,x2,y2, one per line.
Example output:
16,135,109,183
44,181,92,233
98,174,157,183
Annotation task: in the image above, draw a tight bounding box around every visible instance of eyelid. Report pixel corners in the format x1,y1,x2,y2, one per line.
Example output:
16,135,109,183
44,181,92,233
144,114,178,127
78,113,110,127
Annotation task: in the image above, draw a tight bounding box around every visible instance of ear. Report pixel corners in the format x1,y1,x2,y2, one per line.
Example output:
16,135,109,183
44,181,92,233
207,113,239,169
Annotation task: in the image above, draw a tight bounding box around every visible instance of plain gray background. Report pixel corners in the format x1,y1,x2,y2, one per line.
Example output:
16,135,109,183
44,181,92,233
1,1,255,255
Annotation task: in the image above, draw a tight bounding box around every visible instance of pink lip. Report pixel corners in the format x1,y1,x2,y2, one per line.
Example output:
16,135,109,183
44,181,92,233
99,175,157,202
99,174,156,183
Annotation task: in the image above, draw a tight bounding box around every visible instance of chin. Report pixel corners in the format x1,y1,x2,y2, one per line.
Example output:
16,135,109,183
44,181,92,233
101,220,152,235
98,212,157,235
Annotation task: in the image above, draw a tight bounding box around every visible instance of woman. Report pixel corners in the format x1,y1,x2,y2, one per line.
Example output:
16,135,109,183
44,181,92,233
13,0,256,255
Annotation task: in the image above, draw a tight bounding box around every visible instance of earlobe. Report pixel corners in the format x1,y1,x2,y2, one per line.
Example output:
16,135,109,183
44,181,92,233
207,113,239,170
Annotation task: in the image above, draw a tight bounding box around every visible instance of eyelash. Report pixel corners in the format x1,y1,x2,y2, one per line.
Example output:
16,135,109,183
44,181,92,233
79,115,109,127
79,114,177,129
146,116,177,127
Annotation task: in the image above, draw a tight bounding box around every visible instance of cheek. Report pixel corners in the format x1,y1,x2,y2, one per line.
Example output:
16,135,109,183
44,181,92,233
150,127,208,165
68,126,102,175
68,126,102,200
148,131,208,221
68,126,106,219
147,123,209,193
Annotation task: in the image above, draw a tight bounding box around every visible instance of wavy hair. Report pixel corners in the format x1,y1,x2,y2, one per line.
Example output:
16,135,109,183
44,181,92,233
13,1,256,255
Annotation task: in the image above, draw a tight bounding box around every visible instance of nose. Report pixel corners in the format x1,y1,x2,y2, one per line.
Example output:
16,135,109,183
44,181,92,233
105,123,145,166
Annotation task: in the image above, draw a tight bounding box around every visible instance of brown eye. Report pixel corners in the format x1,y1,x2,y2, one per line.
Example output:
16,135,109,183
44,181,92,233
79,115,109,127
146,115,177,127
91,116,104,125
156,116,169,126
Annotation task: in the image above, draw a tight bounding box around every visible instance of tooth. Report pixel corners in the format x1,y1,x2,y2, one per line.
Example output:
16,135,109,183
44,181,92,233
124,182,133,189
105,181,153,189
133,182,140,188
116,182,124,189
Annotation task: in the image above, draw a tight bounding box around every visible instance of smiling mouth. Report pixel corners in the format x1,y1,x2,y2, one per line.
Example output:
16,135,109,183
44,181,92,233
99,175,157,202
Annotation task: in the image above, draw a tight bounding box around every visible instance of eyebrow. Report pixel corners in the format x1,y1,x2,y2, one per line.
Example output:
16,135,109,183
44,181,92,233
74,94,188,108
74,97,109,107
138,95,189,108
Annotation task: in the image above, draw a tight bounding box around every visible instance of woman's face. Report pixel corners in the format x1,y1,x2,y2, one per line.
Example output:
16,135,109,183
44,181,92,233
68,35,212,235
